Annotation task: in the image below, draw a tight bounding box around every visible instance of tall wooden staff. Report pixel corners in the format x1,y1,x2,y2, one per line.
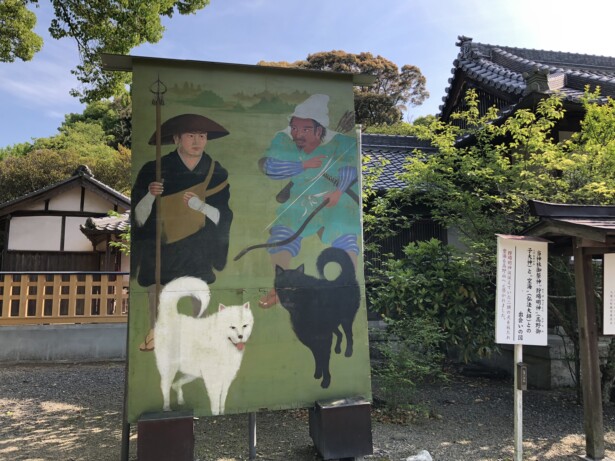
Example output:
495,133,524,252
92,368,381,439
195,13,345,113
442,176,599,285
151,77,166,307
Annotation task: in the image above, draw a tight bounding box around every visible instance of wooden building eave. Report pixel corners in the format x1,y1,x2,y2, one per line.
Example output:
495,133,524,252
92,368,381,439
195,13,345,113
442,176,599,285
524,218,615,245
0,173,129,218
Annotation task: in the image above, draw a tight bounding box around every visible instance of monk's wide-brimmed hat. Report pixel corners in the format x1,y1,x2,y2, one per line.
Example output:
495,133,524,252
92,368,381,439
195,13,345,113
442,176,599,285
148,113,229,145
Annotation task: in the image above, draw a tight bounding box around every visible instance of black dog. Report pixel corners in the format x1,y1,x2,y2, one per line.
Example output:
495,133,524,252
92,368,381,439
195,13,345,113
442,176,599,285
274,247,360,388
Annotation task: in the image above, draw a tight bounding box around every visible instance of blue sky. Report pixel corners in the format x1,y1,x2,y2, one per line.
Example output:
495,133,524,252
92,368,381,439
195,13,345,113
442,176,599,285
1,0,614,148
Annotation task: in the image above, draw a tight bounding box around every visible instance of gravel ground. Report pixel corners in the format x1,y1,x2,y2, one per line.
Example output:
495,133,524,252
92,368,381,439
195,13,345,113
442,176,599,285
1,362,615,461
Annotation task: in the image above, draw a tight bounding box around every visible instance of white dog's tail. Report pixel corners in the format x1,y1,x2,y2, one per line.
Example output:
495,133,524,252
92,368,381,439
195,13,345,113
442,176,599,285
158,276,211,323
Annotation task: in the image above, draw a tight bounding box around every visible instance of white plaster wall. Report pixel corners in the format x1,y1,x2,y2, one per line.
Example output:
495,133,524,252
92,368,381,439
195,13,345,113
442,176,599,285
9,216,62,251
84,189,116,213
24,201,45,211
64,217,94,251
49,187,81,211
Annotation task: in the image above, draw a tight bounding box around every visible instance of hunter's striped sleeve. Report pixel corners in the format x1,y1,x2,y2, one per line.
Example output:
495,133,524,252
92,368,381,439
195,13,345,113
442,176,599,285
262,157,304,179
337,166,357,191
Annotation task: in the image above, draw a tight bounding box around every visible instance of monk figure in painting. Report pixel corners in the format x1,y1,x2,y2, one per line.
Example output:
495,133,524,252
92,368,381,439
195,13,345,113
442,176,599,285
132,114,233,351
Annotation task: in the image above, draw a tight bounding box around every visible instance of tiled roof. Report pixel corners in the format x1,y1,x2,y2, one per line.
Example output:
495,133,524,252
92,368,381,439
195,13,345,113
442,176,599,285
441,36,615,114
80,212,130,235
524,200,615,242
80,211,130,245
362,134,437,190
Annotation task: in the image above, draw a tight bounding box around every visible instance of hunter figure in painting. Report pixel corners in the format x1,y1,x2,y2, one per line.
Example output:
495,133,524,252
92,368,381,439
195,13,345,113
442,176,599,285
257,94,360,308
255,93,362,388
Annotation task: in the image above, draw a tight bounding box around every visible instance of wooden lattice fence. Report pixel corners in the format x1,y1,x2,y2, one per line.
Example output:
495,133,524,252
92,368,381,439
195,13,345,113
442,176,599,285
0,272,129,325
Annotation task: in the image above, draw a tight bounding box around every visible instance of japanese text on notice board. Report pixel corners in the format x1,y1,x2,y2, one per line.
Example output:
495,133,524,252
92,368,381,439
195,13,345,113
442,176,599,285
604,253,615,335
496,235,549,345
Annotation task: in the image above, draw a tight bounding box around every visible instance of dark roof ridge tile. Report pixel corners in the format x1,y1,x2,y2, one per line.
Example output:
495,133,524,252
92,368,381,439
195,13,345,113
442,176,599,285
477,42,615,68
362,133,436,149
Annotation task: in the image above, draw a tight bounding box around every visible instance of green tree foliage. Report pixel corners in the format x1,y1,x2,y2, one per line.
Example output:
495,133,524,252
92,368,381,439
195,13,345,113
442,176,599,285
2,0,210,102
28,93,133,152
0,94,133,203
0,141,32,160
564,90,615,203
364,116,437,135
365,121,415,135
62,92,132,148
33,120,116,156
93,144,131,194
403,90,614,247
0,0,43,62
367,89,615,360
374,313,447,417
0,144,131,204
370,239,494,362
108,211,131,255
259,50,429,127
0,149,78,202
0,118,131,204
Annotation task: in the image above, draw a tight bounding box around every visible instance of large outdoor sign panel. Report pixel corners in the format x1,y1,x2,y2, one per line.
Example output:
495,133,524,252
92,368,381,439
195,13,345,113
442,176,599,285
495,235,549,346
604,253,615,335
127,58,371,422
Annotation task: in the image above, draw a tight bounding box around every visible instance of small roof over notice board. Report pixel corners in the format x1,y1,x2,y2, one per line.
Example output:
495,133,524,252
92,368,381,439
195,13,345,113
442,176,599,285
522,200,615,253
522,199,615,460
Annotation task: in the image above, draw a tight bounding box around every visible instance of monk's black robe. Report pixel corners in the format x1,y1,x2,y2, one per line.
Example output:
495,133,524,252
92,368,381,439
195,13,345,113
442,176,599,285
132,150,232,286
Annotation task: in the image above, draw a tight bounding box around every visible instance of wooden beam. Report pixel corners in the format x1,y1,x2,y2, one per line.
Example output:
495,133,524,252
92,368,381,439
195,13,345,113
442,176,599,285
574,238,605,459
576,238,614,248
583,246,615,257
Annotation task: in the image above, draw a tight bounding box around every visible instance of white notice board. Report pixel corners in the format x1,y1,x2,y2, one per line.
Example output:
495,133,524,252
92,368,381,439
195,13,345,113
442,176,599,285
496,235,549,346
604,253,615,335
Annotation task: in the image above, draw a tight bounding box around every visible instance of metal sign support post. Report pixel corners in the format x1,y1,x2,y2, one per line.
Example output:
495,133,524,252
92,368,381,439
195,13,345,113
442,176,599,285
496,235,548,461
120,320,131,461
513,344,523,461
249,412,256,459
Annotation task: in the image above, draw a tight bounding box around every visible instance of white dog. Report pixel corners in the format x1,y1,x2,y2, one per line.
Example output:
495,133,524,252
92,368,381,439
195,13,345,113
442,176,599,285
154,276,254,415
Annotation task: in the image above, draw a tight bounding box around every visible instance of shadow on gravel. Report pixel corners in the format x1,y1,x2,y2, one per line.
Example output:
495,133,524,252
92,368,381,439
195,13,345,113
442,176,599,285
2,363,615,461
0,363,125,461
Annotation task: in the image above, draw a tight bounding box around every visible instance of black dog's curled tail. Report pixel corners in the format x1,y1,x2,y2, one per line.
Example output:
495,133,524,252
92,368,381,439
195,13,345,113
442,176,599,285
316,247,356,284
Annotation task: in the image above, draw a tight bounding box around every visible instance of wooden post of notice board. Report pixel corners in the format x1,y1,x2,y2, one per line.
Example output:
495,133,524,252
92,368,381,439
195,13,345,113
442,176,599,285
574,240,604,459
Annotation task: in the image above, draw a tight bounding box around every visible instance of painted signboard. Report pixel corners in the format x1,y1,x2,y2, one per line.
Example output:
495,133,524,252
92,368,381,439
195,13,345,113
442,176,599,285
495,235,549,346
126,58,371,422
604,253,615,335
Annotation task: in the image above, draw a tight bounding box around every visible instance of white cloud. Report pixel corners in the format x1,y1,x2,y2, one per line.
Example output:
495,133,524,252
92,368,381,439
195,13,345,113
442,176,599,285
0,36,81,108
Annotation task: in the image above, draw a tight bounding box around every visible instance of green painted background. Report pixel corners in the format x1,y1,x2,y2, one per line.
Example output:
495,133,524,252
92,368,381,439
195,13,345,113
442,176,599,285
127,59,371,422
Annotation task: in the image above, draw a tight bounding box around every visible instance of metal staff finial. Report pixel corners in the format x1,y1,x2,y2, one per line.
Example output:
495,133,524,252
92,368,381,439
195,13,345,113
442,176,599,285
150,75,167,106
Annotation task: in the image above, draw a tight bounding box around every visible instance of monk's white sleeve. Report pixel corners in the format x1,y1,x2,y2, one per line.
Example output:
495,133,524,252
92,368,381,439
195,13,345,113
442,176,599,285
135,193,155,226
187,196,220,225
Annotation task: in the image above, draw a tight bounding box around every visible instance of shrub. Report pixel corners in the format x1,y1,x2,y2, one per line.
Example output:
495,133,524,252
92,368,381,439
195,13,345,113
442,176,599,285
369,239,494,362
373,314,447,414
